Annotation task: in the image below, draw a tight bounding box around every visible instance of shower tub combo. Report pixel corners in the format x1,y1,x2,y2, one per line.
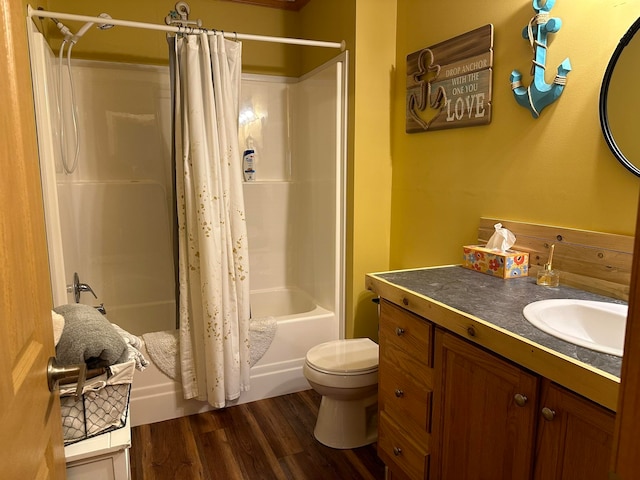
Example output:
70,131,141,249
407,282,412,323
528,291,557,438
27,21,347,427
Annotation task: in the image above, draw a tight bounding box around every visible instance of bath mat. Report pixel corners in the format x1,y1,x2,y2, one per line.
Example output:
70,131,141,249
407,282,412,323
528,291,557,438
142,316,277,380
248,316,278,366
142,330,180,380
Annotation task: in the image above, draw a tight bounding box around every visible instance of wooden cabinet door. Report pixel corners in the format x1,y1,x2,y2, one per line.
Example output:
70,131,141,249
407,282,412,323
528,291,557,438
431,330,538,480
533,380,615,480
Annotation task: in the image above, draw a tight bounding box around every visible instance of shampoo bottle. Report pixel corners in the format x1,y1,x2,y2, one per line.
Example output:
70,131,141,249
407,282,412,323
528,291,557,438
243,137,256,182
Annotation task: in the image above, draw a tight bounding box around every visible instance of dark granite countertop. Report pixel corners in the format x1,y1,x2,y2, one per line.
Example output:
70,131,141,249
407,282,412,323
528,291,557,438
372,265,625,379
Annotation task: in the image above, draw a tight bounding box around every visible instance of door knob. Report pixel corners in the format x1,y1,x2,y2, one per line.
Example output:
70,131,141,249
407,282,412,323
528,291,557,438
514,393,528,407
47,357,87,399
541,407,556,421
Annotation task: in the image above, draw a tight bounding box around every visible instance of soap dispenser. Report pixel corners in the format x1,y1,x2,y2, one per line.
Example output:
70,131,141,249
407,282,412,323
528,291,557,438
537,244,560,287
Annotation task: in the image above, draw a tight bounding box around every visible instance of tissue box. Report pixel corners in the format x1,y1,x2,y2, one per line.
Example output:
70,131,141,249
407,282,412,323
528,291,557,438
462,245,529,279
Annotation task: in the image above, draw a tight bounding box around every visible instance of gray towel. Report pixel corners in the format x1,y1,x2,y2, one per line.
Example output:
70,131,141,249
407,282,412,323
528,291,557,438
54,304,128,369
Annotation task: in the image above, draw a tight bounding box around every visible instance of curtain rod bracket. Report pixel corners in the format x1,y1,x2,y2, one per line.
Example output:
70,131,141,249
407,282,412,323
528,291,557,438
165,1,202,28
175,1,190,21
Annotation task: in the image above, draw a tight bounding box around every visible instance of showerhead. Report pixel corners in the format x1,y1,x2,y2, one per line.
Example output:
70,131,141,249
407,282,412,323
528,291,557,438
71,13,114,44
71,21,94,43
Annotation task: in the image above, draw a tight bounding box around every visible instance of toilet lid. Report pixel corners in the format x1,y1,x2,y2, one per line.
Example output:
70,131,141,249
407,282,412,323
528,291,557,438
306,338,378,374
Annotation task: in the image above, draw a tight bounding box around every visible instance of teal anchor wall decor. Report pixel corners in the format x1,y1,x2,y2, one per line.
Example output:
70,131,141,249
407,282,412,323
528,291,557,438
510,0,571,118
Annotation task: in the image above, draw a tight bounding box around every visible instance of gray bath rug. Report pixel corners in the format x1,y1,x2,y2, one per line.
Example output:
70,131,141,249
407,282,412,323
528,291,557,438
142,316,277,380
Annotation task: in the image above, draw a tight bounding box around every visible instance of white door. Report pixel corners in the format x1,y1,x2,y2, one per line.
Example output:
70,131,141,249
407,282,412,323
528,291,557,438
0,0,66,477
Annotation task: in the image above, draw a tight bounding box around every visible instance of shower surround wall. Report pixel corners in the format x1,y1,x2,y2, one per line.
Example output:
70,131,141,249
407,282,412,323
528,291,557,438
28,24,346,425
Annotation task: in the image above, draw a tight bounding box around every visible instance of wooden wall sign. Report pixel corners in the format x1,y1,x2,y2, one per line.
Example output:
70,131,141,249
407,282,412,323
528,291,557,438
406,25,494,133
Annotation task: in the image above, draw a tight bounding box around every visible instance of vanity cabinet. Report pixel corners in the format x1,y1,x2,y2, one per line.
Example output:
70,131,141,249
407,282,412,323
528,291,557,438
533,380,615,480
431,329,538,480
377,299,616,480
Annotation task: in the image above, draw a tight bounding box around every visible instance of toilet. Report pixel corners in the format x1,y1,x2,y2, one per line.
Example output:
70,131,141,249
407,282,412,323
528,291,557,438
303,338,379,449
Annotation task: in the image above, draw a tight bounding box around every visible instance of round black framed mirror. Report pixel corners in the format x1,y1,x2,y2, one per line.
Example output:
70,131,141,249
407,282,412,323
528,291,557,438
599,17,640,177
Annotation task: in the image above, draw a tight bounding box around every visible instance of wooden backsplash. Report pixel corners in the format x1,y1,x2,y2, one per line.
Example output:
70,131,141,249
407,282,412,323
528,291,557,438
478,217,634,301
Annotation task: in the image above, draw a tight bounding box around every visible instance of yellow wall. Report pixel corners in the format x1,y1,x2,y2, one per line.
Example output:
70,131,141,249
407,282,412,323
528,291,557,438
349,0,396,340
390,0,640,271
299,0,355,75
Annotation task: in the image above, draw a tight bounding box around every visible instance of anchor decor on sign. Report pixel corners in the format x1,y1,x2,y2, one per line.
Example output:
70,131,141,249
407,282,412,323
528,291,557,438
510,0,571,118
406,25,494,133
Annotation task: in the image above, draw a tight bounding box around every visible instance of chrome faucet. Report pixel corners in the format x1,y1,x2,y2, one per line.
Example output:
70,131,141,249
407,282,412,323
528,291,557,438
67,272,98,303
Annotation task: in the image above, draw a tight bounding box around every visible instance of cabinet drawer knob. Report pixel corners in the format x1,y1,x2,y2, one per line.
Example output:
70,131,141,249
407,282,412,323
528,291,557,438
514,393,528,407
541,407,556,421
395,389,404,398
395,327,405,336
467,326,476,337
393,447,403,456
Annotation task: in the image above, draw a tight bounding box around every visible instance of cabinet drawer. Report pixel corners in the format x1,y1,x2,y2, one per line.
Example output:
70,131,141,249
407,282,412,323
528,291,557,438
379,354,432,432
380,300,433,367
379,411,429,480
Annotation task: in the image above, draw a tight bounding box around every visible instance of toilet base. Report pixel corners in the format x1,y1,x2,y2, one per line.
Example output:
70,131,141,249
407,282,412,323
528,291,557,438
313,392,378,449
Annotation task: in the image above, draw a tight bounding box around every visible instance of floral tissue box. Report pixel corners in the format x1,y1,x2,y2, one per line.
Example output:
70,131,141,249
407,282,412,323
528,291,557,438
462,245,529,279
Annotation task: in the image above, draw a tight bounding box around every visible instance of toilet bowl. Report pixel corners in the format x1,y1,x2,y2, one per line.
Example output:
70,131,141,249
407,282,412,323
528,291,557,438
303,338,379,449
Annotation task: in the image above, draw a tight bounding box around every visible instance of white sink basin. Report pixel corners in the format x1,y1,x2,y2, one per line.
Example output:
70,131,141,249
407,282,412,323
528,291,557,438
522,299,628,357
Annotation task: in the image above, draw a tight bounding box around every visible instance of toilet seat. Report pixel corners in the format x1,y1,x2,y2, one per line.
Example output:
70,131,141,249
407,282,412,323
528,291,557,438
305,338,378,376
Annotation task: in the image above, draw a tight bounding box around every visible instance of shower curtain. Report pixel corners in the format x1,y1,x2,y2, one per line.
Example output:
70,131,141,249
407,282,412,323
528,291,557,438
169,33,250,408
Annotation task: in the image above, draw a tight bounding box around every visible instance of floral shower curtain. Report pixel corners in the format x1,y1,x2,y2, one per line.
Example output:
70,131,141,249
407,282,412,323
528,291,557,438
169,33,250,408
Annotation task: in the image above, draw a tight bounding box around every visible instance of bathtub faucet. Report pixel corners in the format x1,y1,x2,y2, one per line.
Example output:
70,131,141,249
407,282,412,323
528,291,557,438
67,272,98,303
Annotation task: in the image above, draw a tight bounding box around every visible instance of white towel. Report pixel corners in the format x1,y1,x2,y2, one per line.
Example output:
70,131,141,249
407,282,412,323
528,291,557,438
112,323,149,371
52,310,65,346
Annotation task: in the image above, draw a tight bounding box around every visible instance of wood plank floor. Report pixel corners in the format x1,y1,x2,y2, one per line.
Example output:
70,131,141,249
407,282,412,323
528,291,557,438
130,389,386,480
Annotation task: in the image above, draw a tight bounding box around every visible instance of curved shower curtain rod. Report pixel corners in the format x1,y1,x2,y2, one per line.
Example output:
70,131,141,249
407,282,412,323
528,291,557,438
27,5,346,51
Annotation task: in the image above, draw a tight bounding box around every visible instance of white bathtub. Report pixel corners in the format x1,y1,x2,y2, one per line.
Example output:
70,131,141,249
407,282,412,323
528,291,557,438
129,287,338,426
